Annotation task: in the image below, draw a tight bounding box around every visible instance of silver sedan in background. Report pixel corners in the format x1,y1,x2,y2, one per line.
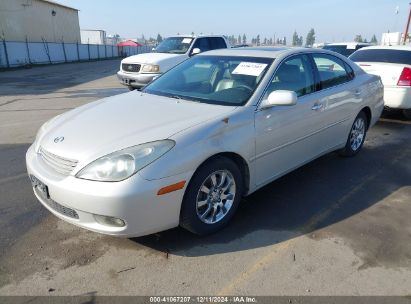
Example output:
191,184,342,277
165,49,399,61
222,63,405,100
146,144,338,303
26,48,384,237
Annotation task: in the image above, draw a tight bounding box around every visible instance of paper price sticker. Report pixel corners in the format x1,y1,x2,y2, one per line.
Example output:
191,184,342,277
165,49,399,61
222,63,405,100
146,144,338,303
232,62,268,77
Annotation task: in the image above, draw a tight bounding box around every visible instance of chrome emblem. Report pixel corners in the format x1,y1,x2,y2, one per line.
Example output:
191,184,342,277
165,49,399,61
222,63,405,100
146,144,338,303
54,136,64,143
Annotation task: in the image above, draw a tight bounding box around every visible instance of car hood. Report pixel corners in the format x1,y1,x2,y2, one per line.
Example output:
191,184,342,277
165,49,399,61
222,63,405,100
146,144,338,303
122,52,186,65
39,92,235,164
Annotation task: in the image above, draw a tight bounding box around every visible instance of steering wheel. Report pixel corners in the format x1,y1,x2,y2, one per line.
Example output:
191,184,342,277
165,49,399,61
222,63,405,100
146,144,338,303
235,84,253,92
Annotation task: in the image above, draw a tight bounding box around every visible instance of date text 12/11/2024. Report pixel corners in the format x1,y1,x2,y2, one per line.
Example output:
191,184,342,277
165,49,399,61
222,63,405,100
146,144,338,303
149,296,257,303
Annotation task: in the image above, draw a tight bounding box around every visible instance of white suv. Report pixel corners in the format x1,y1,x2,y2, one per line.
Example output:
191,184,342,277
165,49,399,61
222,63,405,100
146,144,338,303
117,35,230,90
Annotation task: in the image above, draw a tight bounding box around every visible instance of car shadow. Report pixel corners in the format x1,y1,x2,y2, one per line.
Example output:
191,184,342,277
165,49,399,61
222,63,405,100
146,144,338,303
131,116,411,257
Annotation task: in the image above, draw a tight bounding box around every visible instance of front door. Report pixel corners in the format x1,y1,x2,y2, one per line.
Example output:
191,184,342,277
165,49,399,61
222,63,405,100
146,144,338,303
254,54,325,186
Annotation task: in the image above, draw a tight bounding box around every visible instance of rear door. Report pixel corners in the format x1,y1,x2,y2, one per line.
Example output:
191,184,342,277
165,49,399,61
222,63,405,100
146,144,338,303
310,53,360,149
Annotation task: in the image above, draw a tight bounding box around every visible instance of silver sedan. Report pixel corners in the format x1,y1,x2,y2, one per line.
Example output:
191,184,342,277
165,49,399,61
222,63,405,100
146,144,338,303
26,48,384,237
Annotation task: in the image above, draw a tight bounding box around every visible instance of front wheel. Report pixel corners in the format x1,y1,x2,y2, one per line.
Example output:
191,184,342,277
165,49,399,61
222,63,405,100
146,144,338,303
180,157,243,235
339,111,368,157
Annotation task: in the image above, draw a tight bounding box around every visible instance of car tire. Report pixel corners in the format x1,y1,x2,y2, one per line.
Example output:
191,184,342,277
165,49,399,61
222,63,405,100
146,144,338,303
403,109,411,120
180,156,243,236
339,111,368,157
128,86,135,91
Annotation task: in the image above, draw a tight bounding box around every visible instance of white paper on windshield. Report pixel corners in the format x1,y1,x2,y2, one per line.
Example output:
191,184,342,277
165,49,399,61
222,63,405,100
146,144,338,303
232,62,268,77
182,38,193,44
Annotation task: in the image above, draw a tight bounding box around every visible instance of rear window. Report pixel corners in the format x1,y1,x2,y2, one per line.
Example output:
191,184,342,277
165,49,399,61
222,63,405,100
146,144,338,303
349,49,411,65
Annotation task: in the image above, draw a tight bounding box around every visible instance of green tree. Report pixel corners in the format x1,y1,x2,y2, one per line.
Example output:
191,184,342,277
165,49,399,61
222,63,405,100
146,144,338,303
370,34,378,44
354,35,363,42
292,31,299,46
242,34,247,44
283,36,287,45
305,28,315,47
156,34,163,43
238,35,241,45
299,36,303,46
256,35,260,46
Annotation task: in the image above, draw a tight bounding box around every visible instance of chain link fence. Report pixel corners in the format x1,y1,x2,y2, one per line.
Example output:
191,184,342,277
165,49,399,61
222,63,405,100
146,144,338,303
0,39,152,69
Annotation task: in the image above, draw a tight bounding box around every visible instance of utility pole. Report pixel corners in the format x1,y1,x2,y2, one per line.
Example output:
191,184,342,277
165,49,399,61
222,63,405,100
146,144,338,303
404,2,411,45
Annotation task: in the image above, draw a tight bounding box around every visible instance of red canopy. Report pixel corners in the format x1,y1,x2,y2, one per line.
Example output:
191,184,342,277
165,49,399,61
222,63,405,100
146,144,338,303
117,40,143,47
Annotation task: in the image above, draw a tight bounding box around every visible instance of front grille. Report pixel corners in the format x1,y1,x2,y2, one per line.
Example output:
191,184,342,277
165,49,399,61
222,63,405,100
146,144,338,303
122,63,141,73
36,188,79,219
39,147,78,175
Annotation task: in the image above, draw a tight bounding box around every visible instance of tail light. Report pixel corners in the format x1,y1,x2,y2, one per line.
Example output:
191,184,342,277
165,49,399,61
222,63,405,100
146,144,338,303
397,67,411,86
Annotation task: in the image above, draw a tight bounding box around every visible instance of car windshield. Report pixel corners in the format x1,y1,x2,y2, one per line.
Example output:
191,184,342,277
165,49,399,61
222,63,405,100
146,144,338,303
349,49,411,65
154,37,194,54
143,55,273,106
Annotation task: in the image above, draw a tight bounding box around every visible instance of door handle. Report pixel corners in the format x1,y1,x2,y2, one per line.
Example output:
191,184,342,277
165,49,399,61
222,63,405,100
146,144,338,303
312,103,324,111
354,90,361,97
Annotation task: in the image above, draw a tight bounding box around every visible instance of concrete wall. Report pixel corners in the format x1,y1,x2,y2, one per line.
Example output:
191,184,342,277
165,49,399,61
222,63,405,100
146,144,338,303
0,41,152,68
0,0,81,43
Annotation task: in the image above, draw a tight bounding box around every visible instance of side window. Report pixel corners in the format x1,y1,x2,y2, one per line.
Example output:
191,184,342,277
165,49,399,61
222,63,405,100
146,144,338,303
312,54,352,89
264,55,315,98
192,38,210,52
209,37,227,50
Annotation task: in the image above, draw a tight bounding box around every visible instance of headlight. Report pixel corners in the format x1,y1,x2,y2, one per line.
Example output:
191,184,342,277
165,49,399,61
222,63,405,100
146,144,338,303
76,140,175,182
141,64,160,73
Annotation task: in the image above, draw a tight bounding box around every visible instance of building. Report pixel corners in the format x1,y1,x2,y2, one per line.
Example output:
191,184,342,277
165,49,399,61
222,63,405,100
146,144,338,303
381,32,410,46
0,0,80,43
81,30,107,45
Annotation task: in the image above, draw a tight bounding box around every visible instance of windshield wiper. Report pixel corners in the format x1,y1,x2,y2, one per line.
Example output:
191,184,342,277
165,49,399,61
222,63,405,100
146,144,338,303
170,95,194,102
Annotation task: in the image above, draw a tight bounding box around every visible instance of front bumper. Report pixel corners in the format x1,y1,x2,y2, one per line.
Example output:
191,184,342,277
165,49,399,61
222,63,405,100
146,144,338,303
117,71,160,89
26,144,190,237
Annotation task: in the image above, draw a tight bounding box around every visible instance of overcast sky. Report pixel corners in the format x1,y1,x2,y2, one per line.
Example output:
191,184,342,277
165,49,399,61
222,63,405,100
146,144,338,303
58,0,410,43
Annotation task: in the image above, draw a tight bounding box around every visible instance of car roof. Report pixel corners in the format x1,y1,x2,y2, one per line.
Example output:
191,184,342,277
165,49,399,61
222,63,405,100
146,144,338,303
199,47,349,59
199,47,295,58
167,34,227,39
326,42,373,46
354,45,411,51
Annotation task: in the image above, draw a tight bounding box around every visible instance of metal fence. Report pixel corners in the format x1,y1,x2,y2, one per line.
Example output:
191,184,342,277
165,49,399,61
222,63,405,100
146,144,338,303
0,40,152,68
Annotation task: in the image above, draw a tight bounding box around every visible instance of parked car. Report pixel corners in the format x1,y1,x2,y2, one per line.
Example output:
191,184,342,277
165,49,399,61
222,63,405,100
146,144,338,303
323,42,373,57
27,48,383,237
117,35,230,90
349,45,411,119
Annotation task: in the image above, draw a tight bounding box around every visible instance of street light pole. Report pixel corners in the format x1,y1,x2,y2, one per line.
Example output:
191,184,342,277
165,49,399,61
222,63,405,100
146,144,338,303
403,2,411,45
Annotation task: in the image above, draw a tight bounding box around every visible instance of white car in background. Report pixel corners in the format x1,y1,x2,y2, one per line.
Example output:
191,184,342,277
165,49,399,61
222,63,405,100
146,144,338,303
117,35,230,90
350,45,411,119
27,48,383,237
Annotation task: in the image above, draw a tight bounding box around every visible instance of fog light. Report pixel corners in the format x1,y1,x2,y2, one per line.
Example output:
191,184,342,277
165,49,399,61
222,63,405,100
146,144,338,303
94,215,126,227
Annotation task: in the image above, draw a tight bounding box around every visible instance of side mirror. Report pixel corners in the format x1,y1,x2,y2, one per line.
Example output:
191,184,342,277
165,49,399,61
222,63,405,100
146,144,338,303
190,48,201,56
260,90,297,109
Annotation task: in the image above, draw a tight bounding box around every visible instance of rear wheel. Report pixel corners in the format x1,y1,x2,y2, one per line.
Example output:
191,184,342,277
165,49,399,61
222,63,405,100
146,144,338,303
403,109,411,120
180,157,243,235
339,111,368,157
